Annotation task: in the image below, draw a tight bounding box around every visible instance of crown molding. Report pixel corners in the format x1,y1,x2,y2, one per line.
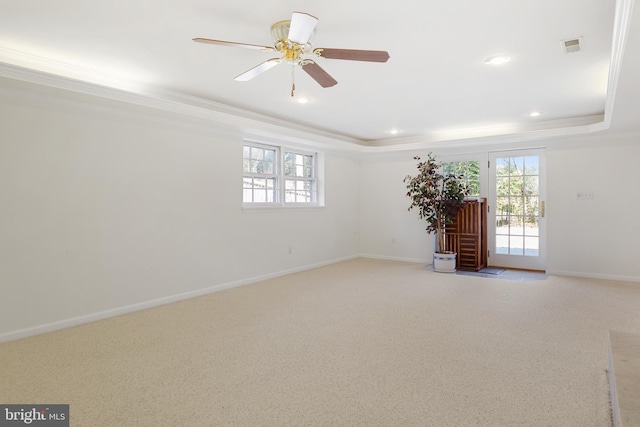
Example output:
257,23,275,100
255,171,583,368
0,56,363,152
604,0,636,124
0,0,634,155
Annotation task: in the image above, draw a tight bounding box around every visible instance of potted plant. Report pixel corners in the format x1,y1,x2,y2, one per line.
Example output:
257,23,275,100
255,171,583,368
404,153,468,272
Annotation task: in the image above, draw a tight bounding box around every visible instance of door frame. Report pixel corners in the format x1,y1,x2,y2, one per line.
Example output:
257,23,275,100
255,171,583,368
488,148,547,271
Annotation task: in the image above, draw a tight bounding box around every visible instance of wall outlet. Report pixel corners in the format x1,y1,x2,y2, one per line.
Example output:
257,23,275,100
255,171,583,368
576,190,594,200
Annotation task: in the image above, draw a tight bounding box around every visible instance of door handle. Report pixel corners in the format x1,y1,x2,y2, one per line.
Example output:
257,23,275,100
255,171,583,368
541,201,545,218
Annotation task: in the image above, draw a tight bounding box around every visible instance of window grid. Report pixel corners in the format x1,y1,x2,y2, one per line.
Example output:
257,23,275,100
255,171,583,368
284,152,316,204
442,160,480,197
243,143,317,206
495,155,540,256
242,144,279,204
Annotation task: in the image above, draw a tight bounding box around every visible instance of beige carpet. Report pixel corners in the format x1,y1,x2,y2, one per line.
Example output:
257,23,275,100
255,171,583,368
2,258,640,426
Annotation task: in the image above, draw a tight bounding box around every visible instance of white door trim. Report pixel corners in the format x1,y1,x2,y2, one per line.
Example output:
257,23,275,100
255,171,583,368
488,149,546,271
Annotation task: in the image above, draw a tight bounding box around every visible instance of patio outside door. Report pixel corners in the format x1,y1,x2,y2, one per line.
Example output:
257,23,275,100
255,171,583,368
488,149,546,271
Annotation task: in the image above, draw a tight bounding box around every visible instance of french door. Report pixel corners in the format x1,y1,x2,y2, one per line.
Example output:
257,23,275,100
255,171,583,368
488,149,546,271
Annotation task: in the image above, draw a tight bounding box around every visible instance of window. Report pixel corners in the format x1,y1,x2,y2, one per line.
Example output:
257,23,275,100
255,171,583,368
243,142,319,206
284,152,315,203
443,160,481,197
243,144,278,203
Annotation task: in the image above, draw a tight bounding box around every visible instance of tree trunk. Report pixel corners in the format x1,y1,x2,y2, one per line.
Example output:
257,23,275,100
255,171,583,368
436,215,444,253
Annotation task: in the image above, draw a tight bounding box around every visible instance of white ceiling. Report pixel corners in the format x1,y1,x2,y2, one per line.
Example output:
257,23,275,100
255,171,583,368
0,0,636,147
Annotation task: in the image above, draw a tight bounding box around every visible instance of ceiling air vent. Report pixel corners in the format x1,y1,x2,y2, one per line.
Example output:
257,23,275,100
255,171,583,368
561,37,583,54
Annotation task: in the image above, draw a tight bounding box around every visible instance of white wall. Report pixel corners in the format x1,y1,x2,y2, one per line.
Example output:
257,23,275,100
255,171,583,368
0,81,360,340
546,134,640,281
358,151,435,263
2,76,639,342
358,135,640,282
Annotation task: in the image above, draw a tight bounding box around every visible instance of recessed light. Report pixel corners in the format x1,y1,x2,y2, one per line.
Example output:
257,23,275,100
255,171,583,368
388,128,401,135
484,55,511,65
292,97,310,104
528,111,541,117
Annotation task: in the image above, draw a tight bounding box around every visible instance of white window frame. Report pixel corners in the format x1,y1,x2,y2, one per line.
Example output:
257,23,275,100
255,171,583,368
283,150,317,205
243,141,322,208
242,142,280,205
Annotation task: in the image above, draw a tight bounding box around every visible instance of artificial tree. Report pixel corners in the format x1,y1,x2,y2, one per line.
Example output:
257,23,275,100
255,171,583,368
404,153,468,254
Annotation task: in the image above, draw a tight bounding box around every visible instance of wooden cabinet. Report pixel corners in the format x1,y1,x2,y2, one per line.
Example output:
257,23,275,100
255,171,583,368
444,198,487,271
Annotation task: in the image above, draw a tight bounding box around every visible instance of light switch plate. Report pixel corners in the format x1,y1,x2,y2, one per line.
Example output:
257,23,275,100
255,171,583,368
576,190,594,199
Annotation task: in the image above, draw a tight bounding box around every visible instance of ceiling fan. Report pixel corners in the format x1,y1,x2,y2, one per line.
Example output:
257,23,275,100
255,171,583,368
193,11,390,96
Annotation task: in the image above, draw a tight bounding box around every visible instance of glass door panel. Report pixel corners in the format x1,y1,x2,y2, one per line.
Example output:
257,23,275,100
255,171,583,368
489,149,546,270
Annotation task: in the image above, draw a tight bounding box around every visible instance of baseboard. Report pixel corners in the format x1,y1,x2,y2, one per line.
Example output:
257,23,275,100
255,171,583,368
547,269,640,283
0,255,359,344
358,260,639,282
7,258,633,343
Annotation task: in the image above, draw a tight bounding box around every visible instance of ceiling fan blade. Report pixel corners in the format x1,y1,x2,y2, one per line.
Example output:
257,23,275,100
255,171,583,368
234,58,282,81
301,61,337,88
288,12,318,44
314,48,390,62
193,38,275,52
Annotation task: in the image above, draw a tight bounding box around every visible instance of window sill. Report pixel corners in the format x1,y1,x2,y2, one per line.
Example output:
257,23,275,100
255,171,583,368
241,204,325,213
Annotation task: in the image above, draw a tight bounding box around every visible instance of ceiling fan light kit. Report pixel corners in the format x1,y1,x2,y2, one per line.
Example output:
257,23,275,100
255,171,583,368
193,12,390,96
270,20,292,43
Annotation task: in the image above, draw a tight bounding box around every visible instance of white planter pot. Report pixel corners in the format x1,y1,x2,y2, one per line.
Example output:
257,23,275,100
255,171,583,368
433,252,457,273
